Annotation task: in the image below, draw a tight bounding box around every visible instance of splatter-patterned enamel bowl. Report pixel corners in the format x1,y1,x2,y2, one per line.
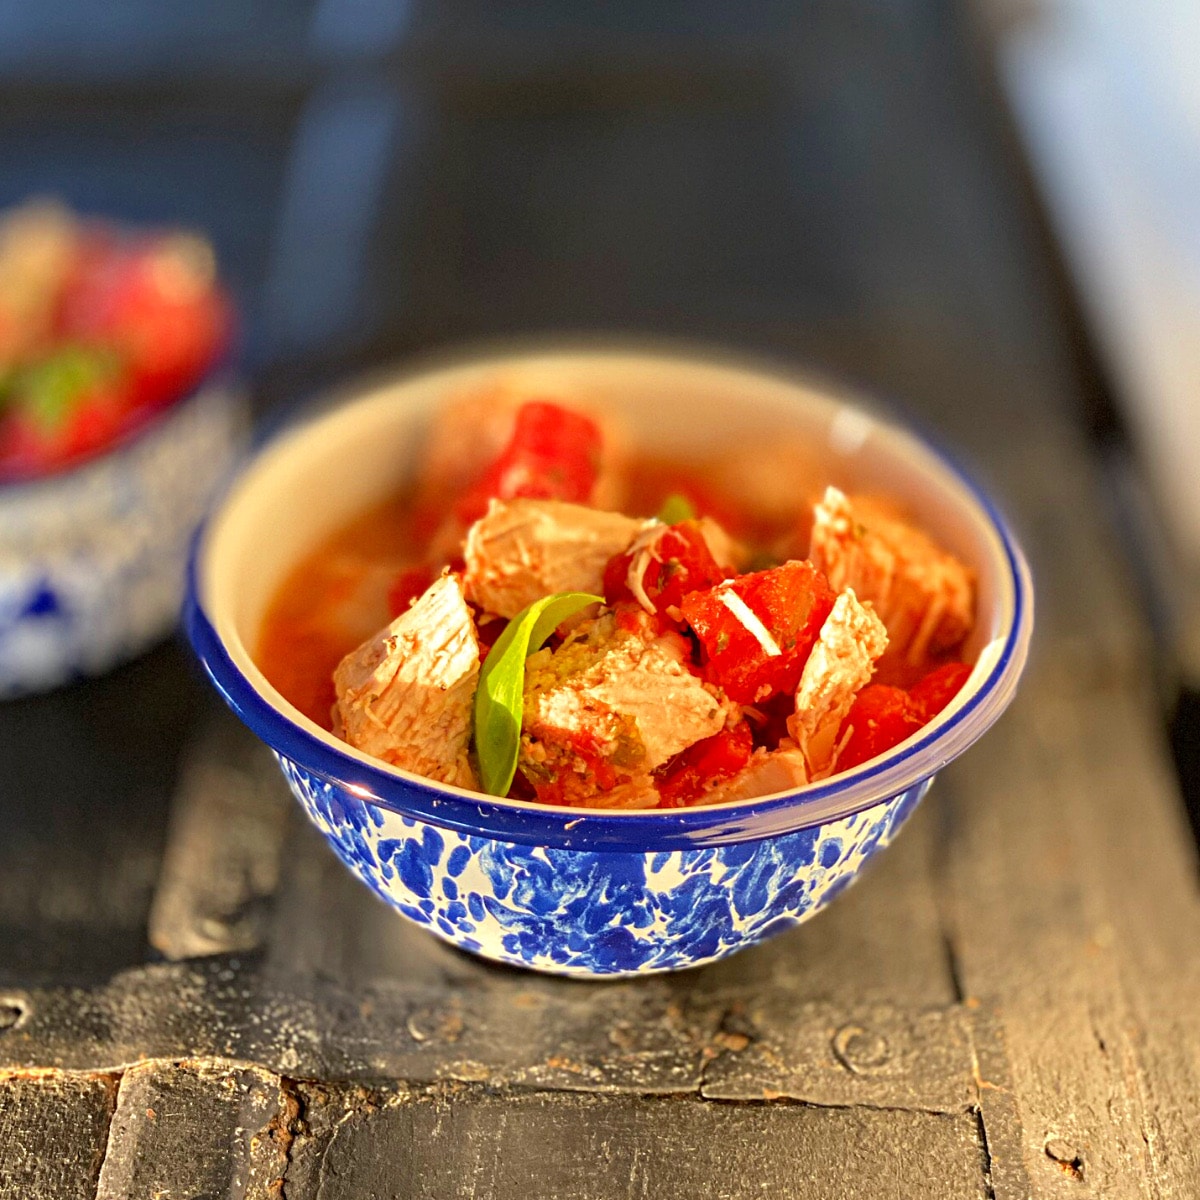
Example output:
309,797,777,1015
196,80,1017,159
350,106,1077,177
185,348,1032,977
1,376,247,697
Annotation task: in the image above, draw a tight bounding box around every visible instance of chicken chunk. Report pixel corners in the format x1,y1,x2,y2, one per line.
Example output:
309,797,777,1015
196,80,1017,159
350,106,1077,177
464,498,652,619
332,572,480,788
808,487,974,670
519,612,735,807
788,588,888,780
699,743,811,804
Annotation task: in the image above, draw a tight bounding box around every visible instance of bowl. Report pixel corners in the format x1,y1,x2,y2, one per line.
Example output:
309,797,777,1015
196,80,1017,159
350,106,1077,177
185,347,1032,977
1,375,248,696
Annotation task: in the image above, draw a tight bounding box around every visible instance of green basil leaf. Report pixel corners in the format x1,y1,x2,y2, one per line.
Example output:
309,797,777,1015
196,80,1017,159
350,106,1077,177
655,492,696,524
16,345,122,432
473,591,602,797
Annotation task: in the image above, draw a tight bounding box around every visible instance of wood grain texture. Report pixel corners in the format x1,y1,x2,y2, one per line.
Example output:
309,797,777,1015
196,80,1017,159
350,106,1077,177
700,1001,974,1113
148,712,290,960
0,643,207,984
285,1086,991,1200
938,684,1200,1199
94,1060,296,1200
0,959,714,1093
0,1072,116,1200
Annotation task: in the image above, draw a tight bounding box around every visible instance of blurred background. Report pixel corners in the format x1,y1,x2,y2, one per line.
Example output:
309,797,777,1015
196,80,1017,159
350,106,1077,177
0,0,1088,394
1,0,1198,877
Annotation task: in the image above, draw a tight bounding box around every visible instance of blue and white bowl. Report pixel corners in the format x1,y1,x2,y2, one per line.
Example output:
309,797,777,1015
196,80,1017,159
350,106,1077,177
186,348,1032,977
1,377,248,697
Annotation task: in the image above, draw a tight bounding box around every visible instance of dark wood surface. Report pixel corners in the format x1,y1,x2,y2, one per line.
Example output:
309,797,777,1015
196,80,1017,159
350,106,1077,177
3,4,1199,1197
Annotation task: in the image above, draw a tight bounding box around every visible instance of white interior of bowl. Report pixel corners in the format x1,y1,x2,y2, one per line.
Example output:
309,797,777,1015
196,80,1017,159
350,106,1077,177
198,349,1017,810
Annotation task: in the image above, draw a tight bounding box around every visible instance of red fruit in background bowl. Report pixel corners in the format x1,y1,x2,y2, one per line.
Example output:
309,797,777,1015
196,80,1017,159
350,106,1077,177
57,232,232,413
0,344,130,478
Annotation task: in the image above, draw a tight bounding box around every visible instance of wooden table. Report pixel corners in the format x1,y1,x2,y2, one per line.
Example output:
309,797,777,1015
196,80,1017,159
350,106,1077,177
3,6,1199,1197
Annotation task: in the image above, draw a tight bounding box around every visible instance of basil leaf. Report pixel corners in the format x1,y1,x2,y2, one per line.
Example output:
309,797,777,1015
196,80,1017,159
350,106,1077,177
17,345,122,432
656,492,696,524
473,591,602,797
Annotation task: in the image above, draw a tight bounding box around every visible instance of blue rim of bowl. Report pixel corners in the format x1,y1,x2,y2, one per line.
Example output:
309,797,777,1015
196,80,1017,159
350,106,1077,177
184,358,1033,853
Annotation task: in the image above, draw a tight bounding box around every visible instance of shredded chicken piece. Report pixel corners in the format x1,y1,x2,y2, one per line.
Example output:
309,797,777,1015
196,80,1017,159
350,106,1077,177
332,572,479,788
788,589,888,779
808,487,974,668
413,385,526,505
464,498,652,619
519,612,735,805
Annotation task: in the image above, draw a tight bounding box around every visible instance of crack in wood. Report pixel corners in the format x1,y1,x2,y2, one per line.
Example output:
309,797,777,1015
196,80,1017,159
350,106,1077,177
973,1107,997,1200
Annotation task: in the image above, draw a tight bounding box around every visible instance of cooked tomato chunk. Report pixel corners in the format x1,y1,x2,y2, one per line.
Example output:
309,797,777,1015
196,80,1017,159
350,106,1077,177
455,401,602,525
679,560,836,704
655,721,754,807
909,660,972,718
386,565,435,618
603,519,729,620
836,660,971,770
835,684,924,770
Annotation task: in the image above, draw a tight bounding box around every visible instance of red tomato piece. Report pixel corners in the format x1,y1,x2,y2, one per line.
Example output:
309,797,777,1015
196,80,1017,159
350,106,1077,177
0,413,53,479
474,612,508,659
836,684,924,771
59,378,134,462
386,565,435,618
455,401,602,525
679,560,836,705
908,661,972,720
58,234,231,412
656,722,754,808
521,728,623,808
836,661,972,772
0,346,132,478
603,520,729,618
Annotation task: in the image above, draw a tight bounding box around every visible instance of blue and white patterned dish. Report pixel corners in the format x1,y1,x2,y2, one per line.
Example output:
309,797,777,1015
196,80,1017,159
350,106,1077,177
1,378,248,697
185,348,1033,977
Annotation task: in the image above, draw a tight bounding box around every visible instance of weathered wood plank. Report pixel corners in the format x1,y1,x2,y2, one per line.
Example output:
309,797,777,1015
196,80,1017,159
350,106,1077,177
0,643,207,984
938,682,1200,1197
700,1001,974,1113
285,1086,990,1200
0,956,982,1112
94,1060,296,1200
964,1003,1036,1200
1,797,958,1104
0,1071,116,1200
148,712,290,960
0,960,714,1093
